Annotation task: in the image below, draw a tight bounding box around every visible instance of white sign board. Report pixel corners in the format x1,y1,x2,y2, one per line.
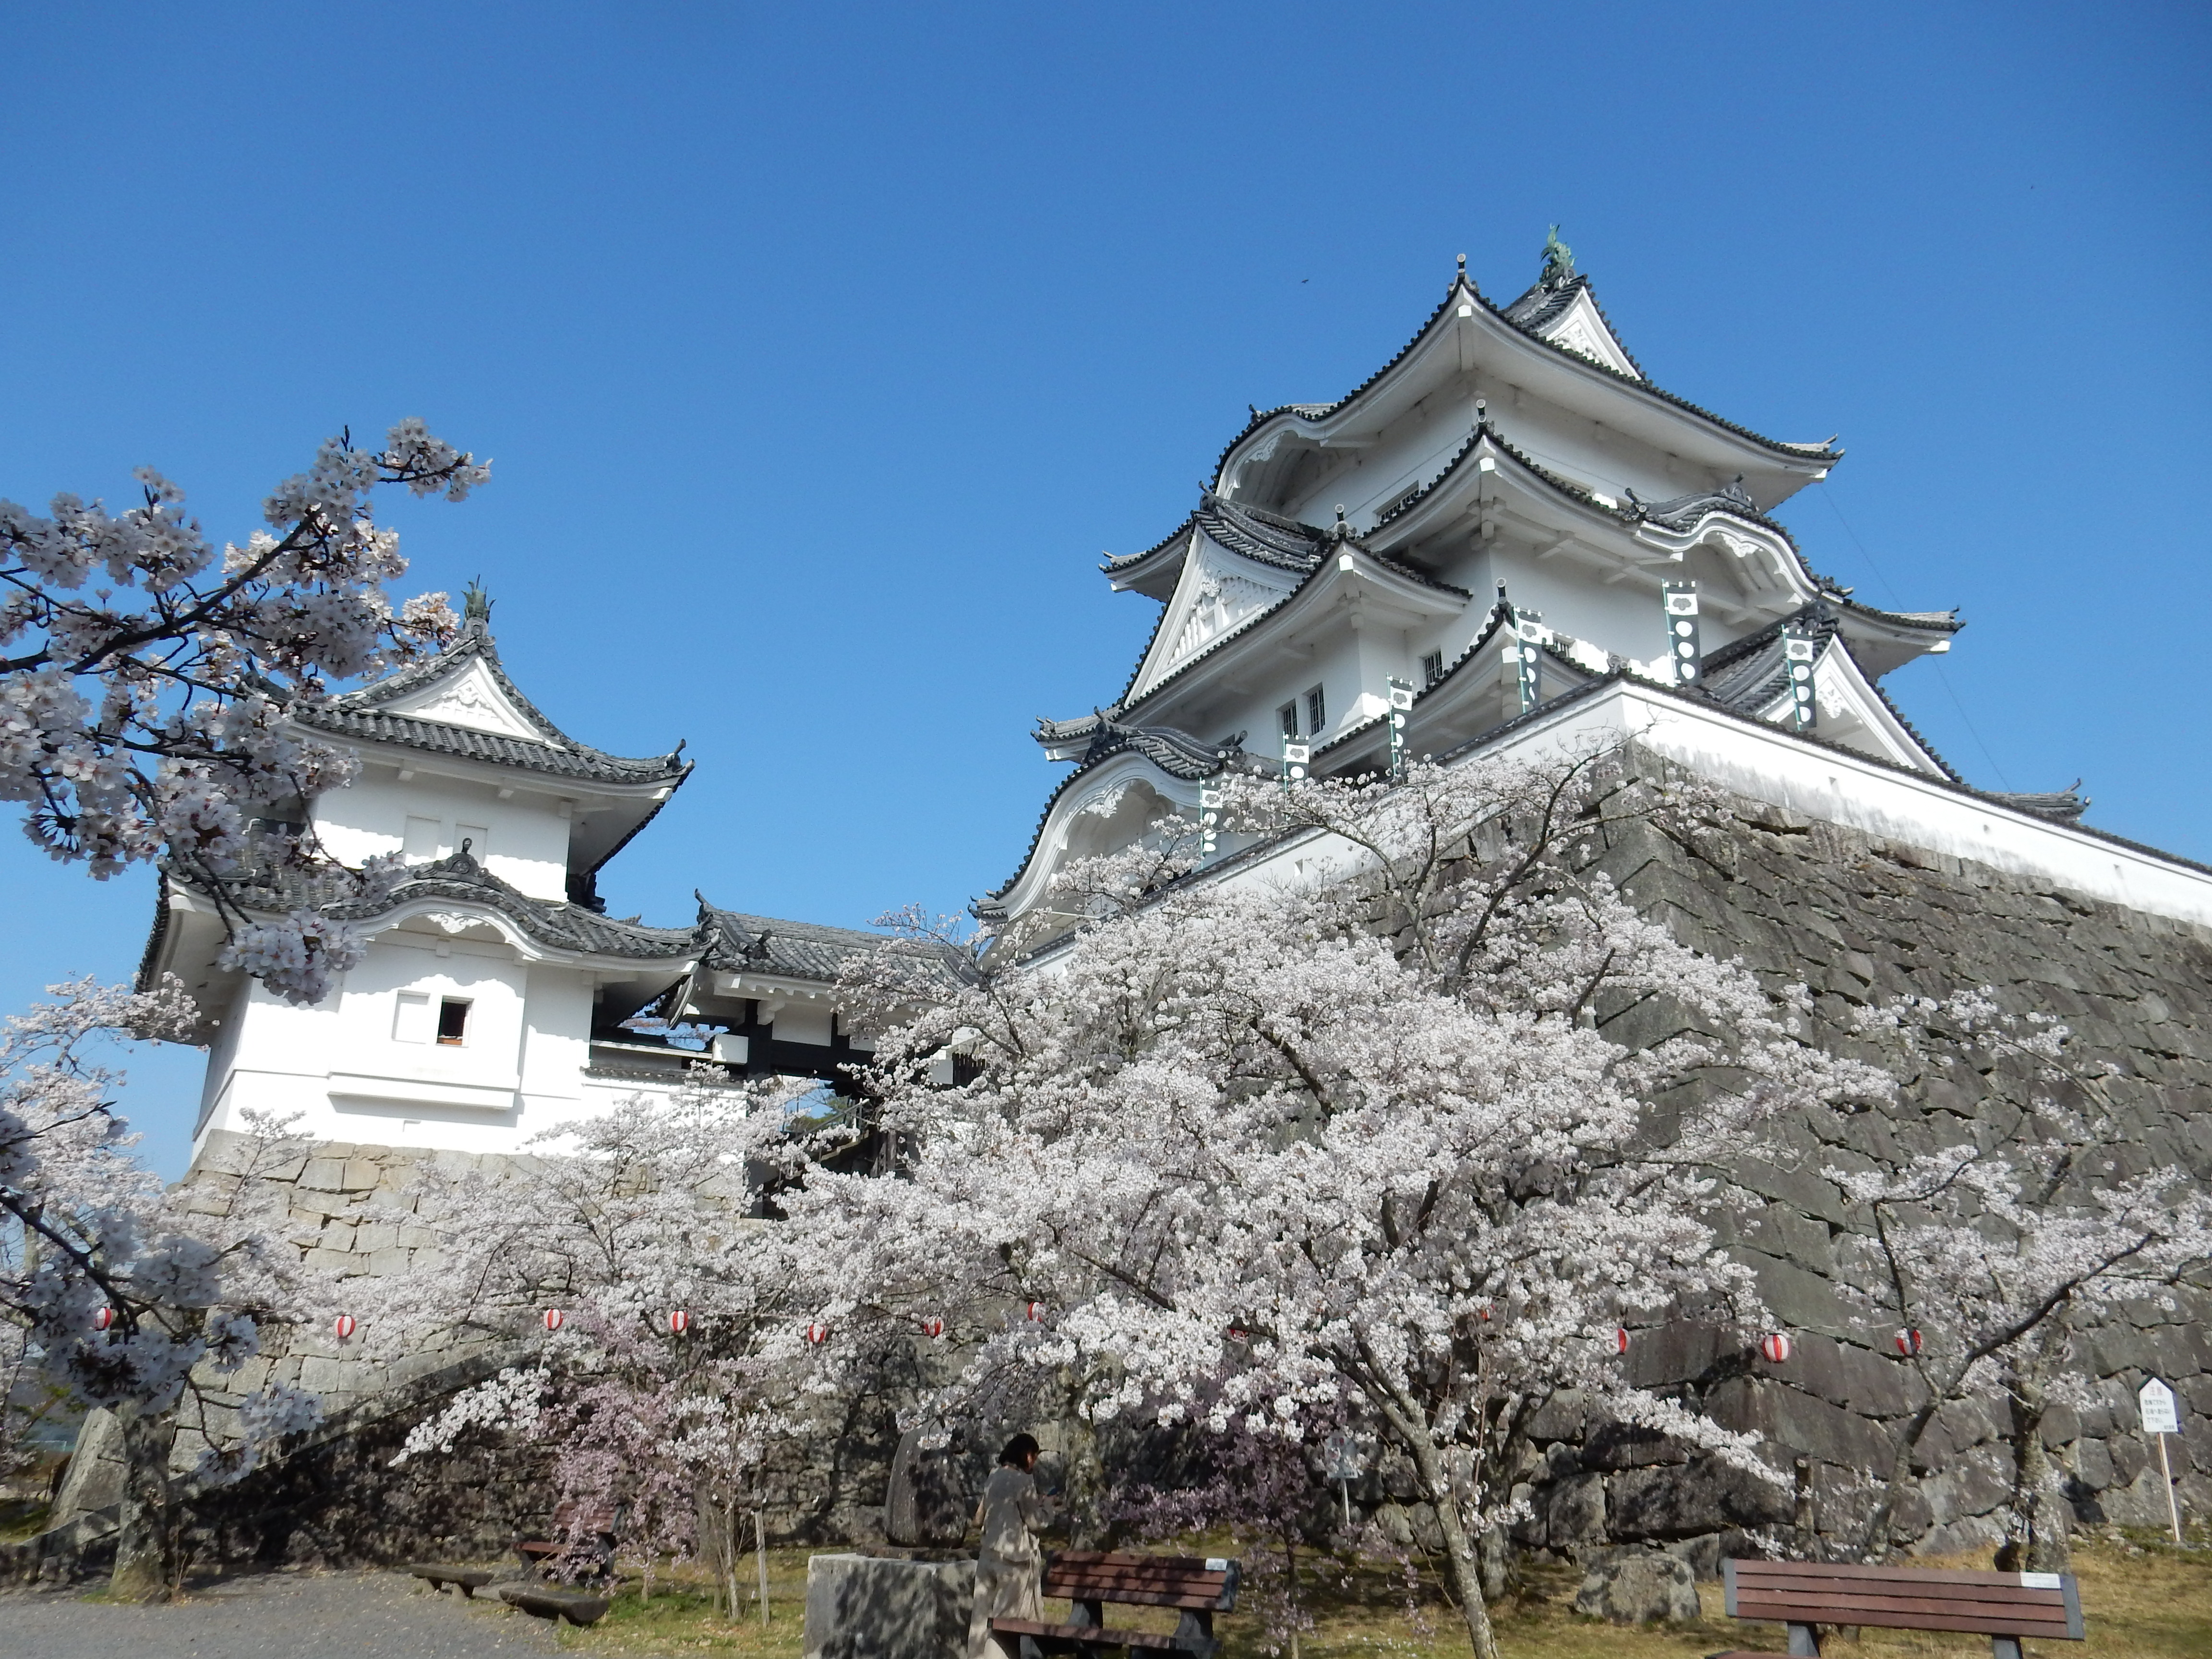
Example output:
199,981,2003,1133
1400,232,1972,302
2140,1377,2180,1435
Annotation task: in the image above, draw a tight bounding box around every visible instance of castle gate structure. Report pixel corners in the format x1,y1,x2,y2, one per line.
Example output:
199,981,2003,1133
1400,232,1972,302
119,236,2211,1565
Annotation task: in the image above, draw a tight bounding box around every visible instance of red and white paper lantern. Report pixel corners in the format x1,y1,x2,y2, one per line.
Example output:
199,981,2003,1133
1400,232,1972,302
94,1306,115,1332
333,1313,358,1342
805,1322,831,1346
1758,1331,1792,1364
1894,1328,1923,1357
668,1310,691,1335
1024,1301,1045,1324
1614,1327,1631,1355
920,1317,945,1340
543,1309,565,1333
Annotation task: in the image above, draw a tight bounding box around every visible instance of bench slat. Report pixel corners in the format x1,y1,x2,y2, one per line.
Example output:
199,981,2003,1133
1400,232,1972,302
990,1618,1185,1650
1738,1563,2054,1588
1723,1559,2082,1642
1044,1586,1224,1611
1048,1575,1238,1592
1044,1575,1226,1592
1736,1599,2073,1631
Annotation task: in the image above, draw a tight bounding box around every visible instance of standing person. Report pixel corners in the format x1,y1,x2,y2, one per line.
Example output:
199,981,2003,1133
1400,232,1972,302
969,1433,1053,1659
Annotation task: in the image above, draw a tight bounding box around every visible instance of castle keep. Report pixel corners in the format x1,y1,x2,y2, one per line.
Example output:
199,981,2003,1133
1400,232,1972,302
117,238,2210,1564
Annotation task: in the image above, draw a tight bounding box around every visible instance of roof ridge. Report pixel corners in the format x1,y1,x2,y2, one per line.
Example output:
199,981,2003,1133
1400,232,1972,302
1207,269,1840,499
300,619,689,785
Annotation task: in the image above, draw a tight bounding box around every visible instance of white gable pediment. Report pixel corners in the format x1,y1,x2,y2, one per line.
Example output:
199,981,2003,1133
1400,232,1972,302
1536,289,1640,380
382,657,546,742
1760,647,1940,776
1129,532,1303,701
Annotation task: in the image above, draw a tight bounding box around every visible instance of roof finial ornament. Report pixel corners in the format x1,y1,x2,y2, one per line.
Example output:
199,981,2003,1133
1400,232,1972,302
1333,504,1353,542
1539,225,1575,291
462,577,493,626
1456,251,1467,282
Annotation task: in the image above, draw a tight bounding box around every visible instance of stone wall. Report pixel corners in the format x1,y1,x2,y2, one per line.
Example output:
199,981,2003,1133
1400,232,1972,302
1537,785,2212,1560
35,787,2205,1578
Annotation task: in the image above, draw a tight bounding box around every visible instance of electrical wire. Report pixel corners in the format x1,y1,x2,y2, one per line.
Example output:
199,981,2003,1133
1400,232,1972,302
1813,481,2014,792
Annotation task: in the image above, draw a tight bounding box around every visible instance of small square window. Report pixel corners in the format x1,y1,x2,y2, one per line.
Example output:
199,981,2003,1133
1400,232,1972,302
393,991,432,1044
1305,685,1326,736
1422,650,1444,688
1278,701,1299,739
436,998,471,1046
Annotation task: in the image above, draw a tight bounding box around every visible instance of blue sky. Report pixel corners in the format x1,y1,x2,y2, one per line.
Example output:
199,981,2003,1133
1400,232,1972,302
3,4,2206,1175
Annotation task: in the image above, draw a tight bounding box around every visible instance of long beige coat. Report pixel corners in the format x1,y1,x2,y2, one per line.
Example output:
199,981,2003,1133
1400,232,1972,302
967,1467,1051,1659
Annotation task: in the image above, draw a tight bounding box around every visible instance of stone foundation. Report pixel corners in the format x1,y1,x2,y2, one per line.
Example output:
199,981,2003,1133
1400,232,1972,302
36,781,2202,1577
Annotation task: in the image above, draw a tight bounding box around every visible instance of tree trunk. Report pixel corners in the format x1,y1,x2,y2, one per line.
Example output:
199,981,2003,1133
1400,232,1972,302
2000,1375,2071,1573
108,1401,179,1602
1058,1372,1108,1549
1392,1424,1500,1659
1862,1397,1940,1563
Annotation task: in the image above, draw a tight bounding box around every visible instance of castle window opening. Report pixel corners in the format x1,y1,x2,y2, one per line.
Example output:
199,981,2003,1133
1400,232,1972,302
1422,650,1444,688
1279,701,1299,738
437,998,472,1046
1306,685,1326,735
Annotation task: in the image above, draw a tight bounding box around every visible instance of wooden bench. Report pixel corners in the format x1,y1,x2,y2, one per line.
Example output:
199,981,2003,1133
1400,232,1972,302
406,1563,499,1598
1716,1558,2085,1659
517,1499,620,1581
992,1551,1240,1659
496,1582,612,1626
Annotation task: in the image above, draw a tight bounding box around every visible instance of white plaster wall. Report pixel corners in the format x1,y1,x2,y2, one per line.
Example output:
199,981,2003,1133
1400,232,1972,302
519,966,593,1120
315,771,571,900
331,937,529,1102
191,927,622,1160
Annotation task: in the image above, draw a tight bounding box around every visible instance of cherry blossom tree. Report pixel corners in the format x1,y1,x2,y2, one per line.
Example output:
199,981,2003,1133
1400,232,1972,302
1109,1394,1350,1658
0,422,485,1003
795,750,1896,1659
380,1075,837,1609
1832,992,2212,1569
0,977,327,1598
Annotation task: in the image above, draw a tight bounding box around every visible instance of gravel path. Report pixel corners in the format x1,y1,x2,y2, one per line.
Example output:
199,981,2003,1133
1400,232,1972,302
0,1569,565,1658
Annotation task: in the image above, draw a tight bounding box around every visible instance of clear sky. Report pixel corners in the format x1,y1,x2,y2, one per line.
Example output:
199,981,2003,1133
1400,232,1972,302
3,4,2206,1176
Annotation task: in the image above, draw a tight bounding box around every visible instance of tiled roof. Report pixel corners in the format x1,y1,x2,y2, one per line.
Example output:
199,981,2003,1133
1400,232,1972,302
1694,604,1963,783
979,726,1267,913
1987,786,2090,825
1499,271,1650,379
695,903,900,984
1368,428,1956,645
1208,269,1839,496
216,847,698,961
295,620,691,789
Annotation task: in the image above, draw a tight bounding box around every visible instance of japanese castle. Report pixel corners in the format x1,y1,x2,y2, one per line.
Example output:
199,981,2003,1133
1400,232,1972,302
148,234,2212,1162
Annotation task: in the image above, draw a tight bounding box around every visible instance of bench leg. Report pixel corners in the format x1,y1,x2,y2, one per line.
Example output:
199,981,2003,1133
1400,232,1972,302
1993,1641,2024,1659
1788,1622,1821,1657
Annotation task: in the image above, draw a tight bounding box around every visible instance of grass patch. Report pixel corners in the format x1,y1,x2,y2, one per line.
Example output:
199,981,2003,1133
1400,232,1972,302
418,1532,2212,1659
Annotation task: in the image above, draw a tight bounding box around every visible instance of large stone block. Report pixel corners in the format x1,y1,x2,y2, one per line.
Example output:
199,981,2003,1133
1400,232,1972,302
883,1431,972,1548
1582,1422,1687,1470
1606,1457,1791,1539
1705,1377,1892,1473
806,1552,975,1659
1623,1324,1735,1390
1544,1472,1607,1548
1574,1547,1699,1623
